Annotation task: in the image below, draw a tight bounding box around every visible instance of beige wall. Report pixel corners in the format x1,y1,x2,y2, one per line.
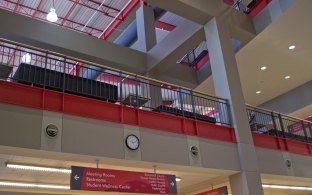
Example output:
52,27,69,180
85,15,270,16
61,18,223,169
0,103,42,149
0,103,239,172
2,102,312,178
256,147,312,178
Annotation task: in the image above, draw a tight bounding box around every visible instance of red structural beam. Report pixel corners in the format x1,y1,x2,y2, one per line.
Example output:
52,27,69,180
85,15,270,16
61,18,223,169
194,52,209,71
67,0,120,20
12,0,21,13
83,0,122,13
155,21,176,31
60,0,79,26
99,0,141,40
31,0,44,18
253,133,312,156
248,0,272,16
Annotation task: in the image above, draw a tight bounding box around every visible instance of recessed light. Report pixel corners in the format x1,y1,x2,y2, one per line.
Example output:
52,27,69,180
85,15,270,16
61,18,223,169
284,75,291,79
176,177,182,182
260,66,267,70
6,163,71,173
256,91,261,94
289,45,296,50
0,181,69,190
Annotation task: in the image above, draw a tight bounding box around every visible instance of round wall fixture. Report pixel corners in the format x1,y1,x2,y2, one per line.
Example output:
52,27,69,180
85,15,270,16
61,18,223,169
125,134,140,150
190,145,199,156
285,159,292,168
45,124,59,138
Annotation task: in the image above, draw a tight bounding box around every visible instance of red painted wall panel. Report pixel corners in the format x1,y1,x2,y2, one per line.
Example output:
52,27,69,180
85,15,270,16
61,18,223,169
43,90,63,112
0,81,234,143
197,121,235,142
252,133,280,150
286,139,310,156
122,106,138,125
0,81,42,109
252,133,312,156
184,119,197,135
139,110,183,134
63,94,121,123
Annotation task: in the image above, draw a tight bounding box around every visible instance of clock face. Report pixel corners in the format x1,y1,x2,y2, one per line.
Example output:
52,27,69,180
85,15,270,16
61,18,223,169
126,134,140,150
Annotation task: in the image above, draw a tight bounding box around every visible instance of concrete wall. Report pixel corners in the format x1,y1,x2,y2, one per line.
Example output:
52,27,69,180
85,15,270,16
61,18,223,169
256,147,312,178
2,102,312,178
253,0,296,34
0,103,240,172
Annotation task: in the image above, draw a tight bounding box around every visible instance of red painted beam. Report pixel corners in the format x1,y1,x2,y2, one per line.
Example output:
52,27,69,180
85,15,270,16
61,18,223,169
31,0,44,18
194,52,209,70
60,0,79,26
247,0,272,17
0,80,236,143
253,133,312,156
67,0,119,20
223,0,234,5
155,20,176,32
13,0,21,13
99,0,141,40
84,0,121,13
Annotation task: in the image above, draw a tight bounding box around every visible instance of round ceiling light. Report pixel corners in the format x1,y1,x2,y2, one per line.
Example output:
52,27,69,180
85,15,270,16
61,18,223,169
288,45,296,50
256,91,261,94
46,8,58,23
284,75,291,80
260,66,267,70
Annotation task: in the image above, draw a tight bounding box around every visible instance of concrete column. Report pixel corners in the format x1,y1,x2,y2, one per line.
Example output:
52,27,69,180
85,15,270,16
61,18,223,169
136,5,157,52
253,0,295,33
204,17,263,195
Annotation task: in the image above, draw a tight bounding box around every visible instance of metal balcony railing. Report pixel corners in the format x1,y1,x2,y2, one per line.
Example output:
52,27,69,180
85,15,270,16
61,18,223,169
1,39,311,144
247,105,312,143
232,0,260,13
0,39,231,126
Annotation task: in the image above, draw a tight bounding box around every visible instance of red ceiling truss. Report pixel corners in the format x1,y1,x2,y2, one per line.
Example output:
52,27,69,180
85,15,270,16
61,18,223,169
0,0,128,37
0,0,177,49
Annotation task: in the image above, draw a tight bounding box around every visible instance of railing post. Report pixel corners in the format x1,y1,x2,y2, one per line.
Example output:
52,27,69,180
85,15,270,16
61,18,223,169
43,51,48,89
278,113,286,137
308,123,312,142
135,75,139,108
227,99,233,127
190,90,196,120
301,120,309,142
119,71,123,105
270,112,277,128
62,57,66,92
178,88,184,116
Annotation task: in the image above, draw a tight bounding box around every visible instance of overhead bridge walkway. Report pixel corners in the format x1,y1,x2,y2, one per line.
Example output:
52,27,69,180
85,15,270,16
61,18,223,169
0,39,311,156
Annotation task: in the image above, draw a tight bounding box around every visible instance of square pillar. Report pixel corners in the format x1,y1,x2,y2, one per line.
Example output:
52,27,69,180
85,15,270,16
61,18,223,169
136,5,157,52
205,17,263,195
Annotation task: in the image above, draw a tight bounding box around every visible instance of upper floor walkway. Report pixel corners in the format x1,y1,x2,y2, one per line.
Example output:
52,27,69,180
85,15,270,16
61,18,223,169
0,38,311,156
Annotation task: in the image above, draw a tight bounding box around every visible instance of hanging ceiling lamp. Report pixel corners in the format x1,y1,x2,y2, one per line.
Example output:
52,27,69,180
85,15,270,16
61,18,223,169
46,0,58,22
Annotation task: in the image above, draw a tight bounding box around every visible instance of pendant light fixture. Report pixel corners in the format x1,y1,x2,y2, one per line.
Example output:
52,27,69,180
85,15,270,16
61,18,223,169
46,0,58,22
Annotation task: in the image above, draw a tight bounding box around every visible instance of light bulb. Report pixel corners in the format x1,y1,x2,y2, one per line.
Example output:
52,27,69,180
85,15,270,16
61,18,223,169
46,8,58,22
21,53,31,63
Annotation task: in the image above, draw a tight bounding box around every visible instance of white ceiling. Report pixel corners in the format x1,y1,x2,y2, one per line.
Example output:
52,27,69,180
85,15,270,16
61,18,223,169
196,0,312,119
236,0,312,107
0,150,236,195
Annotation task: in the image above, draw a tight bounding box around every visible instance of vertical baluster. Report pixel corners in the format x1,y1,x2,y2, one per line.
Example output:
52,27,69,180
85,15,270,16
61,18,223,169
190,91,196,120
